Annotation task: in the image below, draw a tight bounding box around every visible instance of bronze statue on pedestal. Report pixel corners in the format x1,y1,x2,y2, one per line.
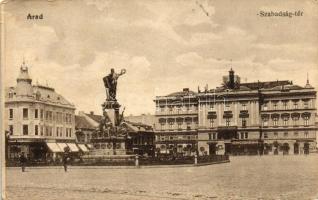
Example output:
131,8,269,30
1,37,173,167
103,68,126,101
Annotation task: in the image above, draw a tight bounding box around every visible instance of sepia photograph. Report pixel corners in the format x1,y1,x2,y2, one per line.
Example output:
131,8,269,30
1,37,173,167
1,0,318,199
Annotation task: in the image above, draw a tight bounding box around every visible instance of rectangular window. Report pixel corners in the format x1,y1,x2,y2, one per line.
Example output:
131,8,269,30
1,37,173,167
208,133,212,140
169,122,173,130
9,109,13,119
186,105,191,111
263,103,268,111
70,129,72,137
274,132,278,137
23,108,28,119
9,125,13,135
273,102,277,110
240,132,244,139
283,101,288,110
212,133,216,140
209,103,215,111
304,101,309,109
160,106,165,112
35,125,38,135
242,104,247,111
225,103,230,111
209,119,214,128
284,132,288,137
293,102,298,109
41,126,43,136
23,125,28,135
264,133,268,139
273,118,278,126
304,131,309,138
292,117,299,126
262,119,268,127
35,109,38,119
177,123,182,129
56,127,59,136
226,118,230,126
40,109,44,119
160,123,165,130
169,106,173,113
242,118,247,127
304,118,309,126
283,118,288,126
244,132,248,139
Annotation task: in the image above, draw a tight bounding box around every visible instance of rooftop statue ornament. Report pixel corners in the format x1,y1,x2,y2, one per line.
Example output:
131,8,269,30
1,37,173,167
103,68,126,101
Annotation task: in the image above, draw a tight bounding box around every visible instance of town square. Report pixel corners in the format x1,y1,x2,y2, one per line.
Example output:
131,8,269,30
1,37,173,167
1,0,318,200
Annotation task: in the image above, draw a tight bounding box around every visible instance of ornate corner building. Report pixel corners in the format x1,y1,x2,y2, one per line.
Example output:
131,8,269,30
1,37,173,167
4,61,77,162
154,69,317,156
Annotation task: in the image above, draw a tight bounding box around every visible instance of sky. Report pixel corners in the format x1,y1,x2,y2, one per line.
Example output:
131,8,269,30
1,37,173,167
3,0,318,116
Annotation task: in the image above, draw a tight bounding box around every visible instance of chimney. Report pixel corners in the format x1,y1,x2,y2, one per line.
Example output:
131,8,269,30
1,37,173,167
183,88,189,92
90,111,94,115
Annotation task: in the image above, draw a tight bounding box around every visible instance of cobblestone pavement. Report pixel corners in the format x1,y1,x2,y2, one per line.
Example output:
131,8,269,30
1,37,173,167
5,155,318,200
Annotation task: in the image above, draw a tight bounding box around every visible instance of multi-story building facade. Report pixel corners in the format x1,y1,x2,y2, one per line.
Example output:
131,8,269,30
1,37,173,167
154,88,199,155
4,61,77,162
154,69,317,156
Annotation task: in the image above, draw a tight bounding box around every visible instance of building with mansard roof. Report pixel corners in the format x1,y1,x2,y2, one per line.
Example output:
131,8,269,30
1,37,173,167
154,69,317,156
4,61,77,162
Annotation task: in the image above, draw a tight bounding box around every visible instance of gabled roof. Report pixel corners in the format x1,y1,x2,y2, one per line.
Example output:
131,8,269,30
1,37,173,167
75,115,96,130
124,121,153,131
85,113,103,123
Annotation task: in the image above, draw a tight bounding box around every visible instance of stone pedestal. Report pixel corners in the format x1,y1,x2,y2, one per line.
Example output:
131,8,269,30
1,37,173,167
90,99,129,156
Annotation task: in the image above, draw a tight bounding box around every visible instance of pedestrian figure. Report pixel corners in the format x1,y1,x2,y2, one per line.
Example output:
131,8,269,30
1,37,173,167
62,146,71,172
63,153,69,172
19,152,27,172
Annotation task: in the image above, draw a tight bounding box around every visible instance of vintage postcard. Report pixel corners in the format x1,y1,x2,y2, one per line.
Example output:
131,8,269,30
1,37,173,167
1,0,318,199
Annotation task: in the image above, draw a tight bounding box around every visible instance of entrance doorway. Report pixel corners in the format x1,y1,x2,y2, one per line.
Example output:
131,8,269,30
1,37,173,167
294,143,299,154
224,143,232,155
304,142,310,154
282,143,290,155
209,143,217,155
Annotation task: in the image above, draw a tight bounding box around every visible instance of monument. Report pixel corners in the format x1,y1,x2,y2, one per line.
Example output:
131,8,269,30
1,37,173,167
90,68,129,156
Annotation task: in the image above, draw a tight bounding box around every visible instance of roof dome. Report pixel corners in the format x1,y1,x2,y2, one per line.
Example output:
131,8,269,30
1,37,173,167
17,61,32,83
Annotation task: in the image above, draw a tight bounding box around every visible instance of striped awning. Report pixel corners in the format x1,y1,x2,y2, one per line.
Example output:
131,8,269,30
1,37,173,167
57,143,69,152
67,143,79,152
77,144,89,152
46,143,63,153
